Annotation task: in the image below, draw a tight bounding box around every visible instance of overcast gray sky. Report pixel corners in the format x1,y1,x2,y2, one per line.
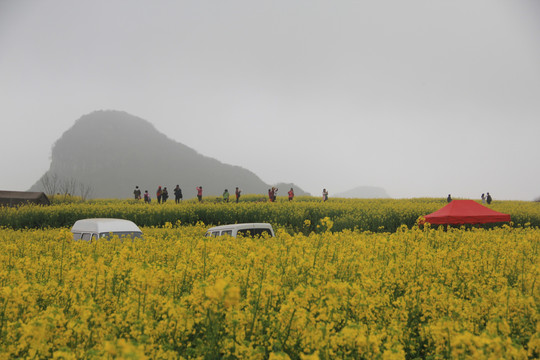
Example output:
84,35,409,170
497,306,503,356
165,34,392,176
1,0,539,200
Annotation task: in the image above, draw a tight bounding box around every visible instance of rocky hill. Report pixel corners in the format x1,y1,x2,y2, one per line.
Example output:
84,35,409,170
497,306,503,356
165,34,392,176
29,110,308,199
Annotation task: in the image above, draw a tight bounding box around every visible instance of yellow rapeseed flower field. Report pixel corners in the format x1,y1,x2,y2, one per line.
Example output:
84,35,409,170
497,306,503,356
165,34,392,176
0,220,538,359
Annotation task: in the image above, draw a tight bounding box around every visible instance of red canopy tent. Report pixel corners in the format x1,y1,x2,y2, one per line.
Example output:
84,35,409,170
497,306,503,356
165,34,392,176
424,200,510,225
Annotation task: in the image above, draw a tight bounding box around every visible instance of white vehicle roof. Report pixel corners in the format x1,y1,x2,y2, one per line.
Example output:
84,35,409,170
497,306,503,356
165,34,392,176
71,218,142,234
206,223,273,232
206,223,274,234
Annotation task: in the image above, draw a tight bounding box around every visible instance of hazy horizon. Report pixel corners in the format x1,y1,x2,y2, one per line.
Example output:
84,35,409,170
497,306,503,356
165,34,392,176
1,0,539,200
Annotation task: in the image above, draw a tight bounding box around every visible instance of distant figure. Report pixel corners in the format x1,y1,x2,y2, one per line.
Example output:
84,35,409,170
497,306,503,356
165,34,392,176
156,186,163,204
447,194,452,203
223,189,230,203
174,185,183,204
134,186,141,200
481,193,486,204
235,187,241,203
322,189,329,202
486,192,492,205
144,190,151,203
162,187,169,203
288,188,294,201
268,189,273,202
196,186,203,202
272,187,278,202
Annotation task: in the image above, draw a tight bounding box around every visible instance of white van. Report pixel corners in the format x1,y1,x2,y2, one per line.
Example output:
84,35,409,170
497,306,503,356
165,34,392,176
205,223,275,238
71,218,143,241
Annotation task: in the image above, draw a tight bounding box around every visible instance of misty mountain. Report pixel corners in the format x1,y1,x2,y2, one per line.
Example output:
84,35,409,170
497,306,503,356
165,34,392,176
29,110,308,199
334,186,390,199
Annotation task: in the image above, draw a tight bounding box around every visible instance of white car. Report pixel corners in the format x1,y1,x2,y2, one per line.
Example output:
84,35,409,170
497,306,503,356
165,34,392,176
71,218,143,241
205,223,275,238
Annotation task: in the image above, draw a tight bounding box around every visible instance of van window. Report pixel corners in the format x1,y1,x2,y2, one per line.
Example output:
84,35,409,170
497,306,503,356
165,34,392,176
237,228,272,238
99,232,143,239
81,233,92,241
211,231,220,237
222,230,232,236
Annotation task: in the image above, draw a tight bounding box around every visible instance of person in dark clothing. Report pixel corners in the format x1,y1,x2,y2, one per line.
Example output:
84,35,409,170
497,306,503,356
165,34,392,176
162,187,169,203
144,190,150,203
174,185,183,204
235,187,241,203
156,186,163,204
447,194,452,203
134,186,141,200
486,192,492,204
322,189,329,202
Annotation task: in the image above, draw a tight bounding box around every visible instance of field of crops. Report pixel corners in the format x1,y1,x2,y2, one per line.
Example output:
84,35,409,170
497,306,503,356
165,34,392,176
0,225,538,358
0,199,539,359
2,197,540,233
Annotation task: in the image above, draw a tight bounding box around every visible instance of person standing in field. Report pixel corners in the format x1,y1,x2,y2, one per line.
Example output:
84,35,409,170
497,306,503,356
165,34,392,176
322,188,329,202
223,189,230,203
272,187,278,202
481,193,486,204
144,190,151,203
156,186,163,204
162,187,169,203
235,187,241,203
134,186,141,200
174,185,183,204
196,186,203,202
447,194,452,203
288,188,294,201
486,192,492,204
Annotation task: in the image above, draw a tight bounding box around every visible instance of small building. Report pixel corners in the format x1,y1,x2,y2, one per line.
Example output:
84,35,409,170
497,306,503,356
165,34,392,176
0,190,50,207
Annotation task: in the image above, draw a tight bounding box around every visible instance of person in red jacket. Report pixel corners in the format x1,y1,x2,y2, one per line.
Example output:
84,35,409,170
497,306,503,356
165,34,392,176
196,186,203,202
288,188,294,201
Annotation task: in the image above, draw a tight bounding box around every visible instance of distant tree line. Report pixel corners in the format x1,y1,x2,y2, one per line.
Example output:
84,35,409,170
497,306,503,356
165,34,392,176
40,173,93,201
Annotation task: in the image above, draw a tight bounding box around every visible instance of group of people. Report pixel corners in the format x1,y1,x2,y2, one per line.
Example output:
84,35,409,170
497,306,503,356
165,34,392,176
269,187,328,202
134,185,330,203
268,187,279,202
446,192,493,204
134,185,184,204
222,187,242,203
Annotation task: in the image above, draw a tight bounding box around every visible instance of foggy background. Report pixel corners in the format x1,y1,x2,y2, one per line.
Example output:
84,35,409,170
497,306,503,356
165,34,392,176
1,0,539,200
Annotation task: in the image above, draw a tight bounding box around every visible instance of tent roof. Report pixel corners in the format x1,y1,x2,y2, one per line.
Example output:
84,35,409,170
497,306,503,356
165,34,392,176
424,200,510,225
